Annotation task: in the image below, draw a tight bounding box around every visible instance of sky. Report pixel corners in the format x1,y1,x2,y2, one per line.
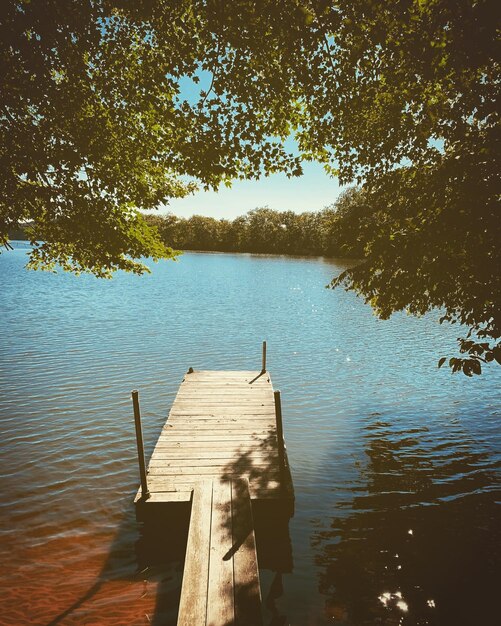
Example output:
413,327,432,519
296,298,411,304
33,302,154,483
159,160,342,219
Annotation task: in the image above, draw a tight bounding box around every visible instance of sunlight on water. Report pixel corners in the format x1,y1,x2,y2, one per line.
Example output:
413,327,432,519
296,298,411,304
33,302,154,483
0,246,500,625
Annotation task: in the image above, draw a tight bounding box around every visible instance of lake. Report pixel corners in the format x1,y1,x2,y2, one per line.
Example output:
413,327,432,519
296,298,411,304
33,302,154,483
0,245,499,625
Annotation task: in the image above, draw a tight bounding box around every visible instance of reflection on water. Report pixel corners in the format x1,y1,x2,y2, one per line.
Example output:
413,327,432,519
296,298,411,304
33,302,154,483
0,246,500,625
313,416,500,625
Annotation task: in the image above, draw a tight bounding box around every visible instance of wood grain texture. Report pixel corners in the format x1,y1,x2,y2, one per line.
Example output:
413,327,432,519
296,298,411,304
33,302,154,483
177,478,262,626
232,479,263,625
177,481,212,625
135,368,294,524
206,479,234,626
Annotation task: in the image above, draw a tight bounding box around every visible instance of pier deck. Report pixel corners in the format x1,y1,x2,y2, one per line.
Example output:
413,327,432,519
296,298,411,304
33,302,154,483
134,368,293,625
134,370,293,510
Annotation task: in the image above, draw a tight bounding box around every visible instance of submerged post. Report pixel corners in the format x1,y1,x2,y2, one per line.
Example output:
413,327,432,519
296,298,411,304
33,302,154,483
262,340,267,373
132,390,150,500
274,390,285,474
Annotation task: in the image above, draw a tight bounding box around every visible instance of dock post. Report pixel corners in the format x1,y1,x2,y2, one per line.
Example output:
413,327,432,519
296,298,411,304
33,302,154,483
274,390,285,475
132,390,150,500
262,340,267,373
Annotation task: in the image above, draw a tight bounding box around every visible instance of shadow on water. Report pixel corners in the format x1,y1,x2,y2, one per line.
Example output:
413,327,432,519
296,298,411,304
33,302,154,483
312,414,500,626
43,495,187,626
45,433,294,626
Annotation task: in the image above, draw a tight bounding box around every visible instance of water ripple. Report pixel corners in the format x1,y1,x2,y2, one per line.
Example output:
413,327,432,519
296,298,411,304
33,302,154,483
0,248,500,625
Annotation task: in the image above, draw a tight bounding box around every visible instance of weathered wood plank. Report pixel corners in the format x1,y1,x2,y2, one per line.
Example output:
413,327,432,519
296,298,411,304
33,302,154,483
170,405,275,410
177,390,271,394
178,480,212,625
191,369,260,372
156,434,276,442
143,476,286,500
181,383,268,388
148,466,281,477
165,419,276,426
169,411,276,417
134,489,193,504
177,387,268,392
147,475,280,488
151,451,279,460
232,479,263,625
149,456,279,471
154,438,275,445
207,479,234,626
162,427,275,435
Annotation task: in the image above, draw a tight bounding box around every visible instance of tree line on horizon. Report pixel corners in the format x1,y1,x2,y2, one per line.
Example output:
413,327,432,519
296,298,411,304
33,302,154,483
143,187,370,258
9,186,370,258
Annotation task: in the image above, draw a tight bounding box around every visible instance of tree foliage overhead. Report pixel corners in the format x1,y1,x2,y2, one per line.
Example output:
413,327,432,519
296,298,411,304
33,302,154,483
294,0,500,375
0,0,302,275
1,0,499,372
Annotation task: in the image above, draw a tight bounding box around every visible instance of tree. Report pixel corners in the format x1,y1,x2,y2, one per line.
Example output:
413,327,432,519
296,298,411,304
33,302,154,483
323,188,373,258
288,0,500,374
2,1,499,372
1,0,301,276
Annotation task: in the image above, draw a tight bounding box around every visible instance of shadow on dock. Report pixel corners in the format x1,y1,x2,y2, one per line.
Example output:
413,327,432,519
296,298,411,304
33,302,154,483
214,435,294,625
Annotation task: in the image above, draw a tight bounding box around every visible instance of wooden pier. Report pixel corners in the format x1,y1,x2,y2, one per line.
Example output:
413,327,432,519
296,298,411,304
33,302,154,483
133,353,294,625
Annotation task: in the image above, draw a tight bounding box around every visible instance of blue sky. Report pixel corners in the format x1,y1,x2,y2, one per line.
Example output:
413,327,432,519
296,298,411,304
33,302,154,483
161,160,342,219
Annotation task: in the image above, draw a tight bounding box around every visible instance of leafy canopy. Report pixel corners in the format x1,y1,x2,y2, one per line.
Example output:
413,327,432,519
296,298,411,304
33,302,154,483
1,0,302,275
2,0,499,372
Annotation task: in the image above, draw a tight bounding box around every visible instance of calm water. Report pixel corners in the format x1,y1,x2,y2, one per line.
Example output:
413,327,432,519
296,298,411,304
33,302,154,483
0,245,500,626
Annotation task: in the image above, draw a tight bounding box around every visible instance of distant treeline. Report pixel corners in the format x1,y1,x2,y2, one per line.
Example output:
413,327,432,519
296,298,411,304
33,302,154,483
9,187,370,259
145,187,370,258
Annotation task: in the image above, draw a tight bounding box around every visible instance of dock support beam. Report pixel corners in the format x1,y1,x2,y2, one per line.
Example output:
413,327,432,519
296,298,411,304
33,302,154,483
262,340,267,373
274,390,285,476
132,390,150,500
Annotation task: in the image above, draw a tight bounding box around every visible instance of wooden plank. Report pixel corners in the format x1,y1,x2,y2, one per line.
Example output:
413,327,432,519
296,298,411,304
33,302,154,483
144,478,286,500
147,466,281,477
134,489,193,504
170,404,274,409
138,487,287,503
153,437,277,454
181,383,268,387
150,455,278,464
146,476,280,490
177,385,271,390
143,480,198,491
207,479,234,626
178,480,212,624
164,422,274,428
156,434,276,442
177,388,271,392
163,426,275,434
231,479,263,625
183,376,264,380
178,389,269,394
174,395,273,401
169,410,276,416
151,451,279,460
174,398,272,403
189,369,261,372
149,456,280,471
163,416,276,430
